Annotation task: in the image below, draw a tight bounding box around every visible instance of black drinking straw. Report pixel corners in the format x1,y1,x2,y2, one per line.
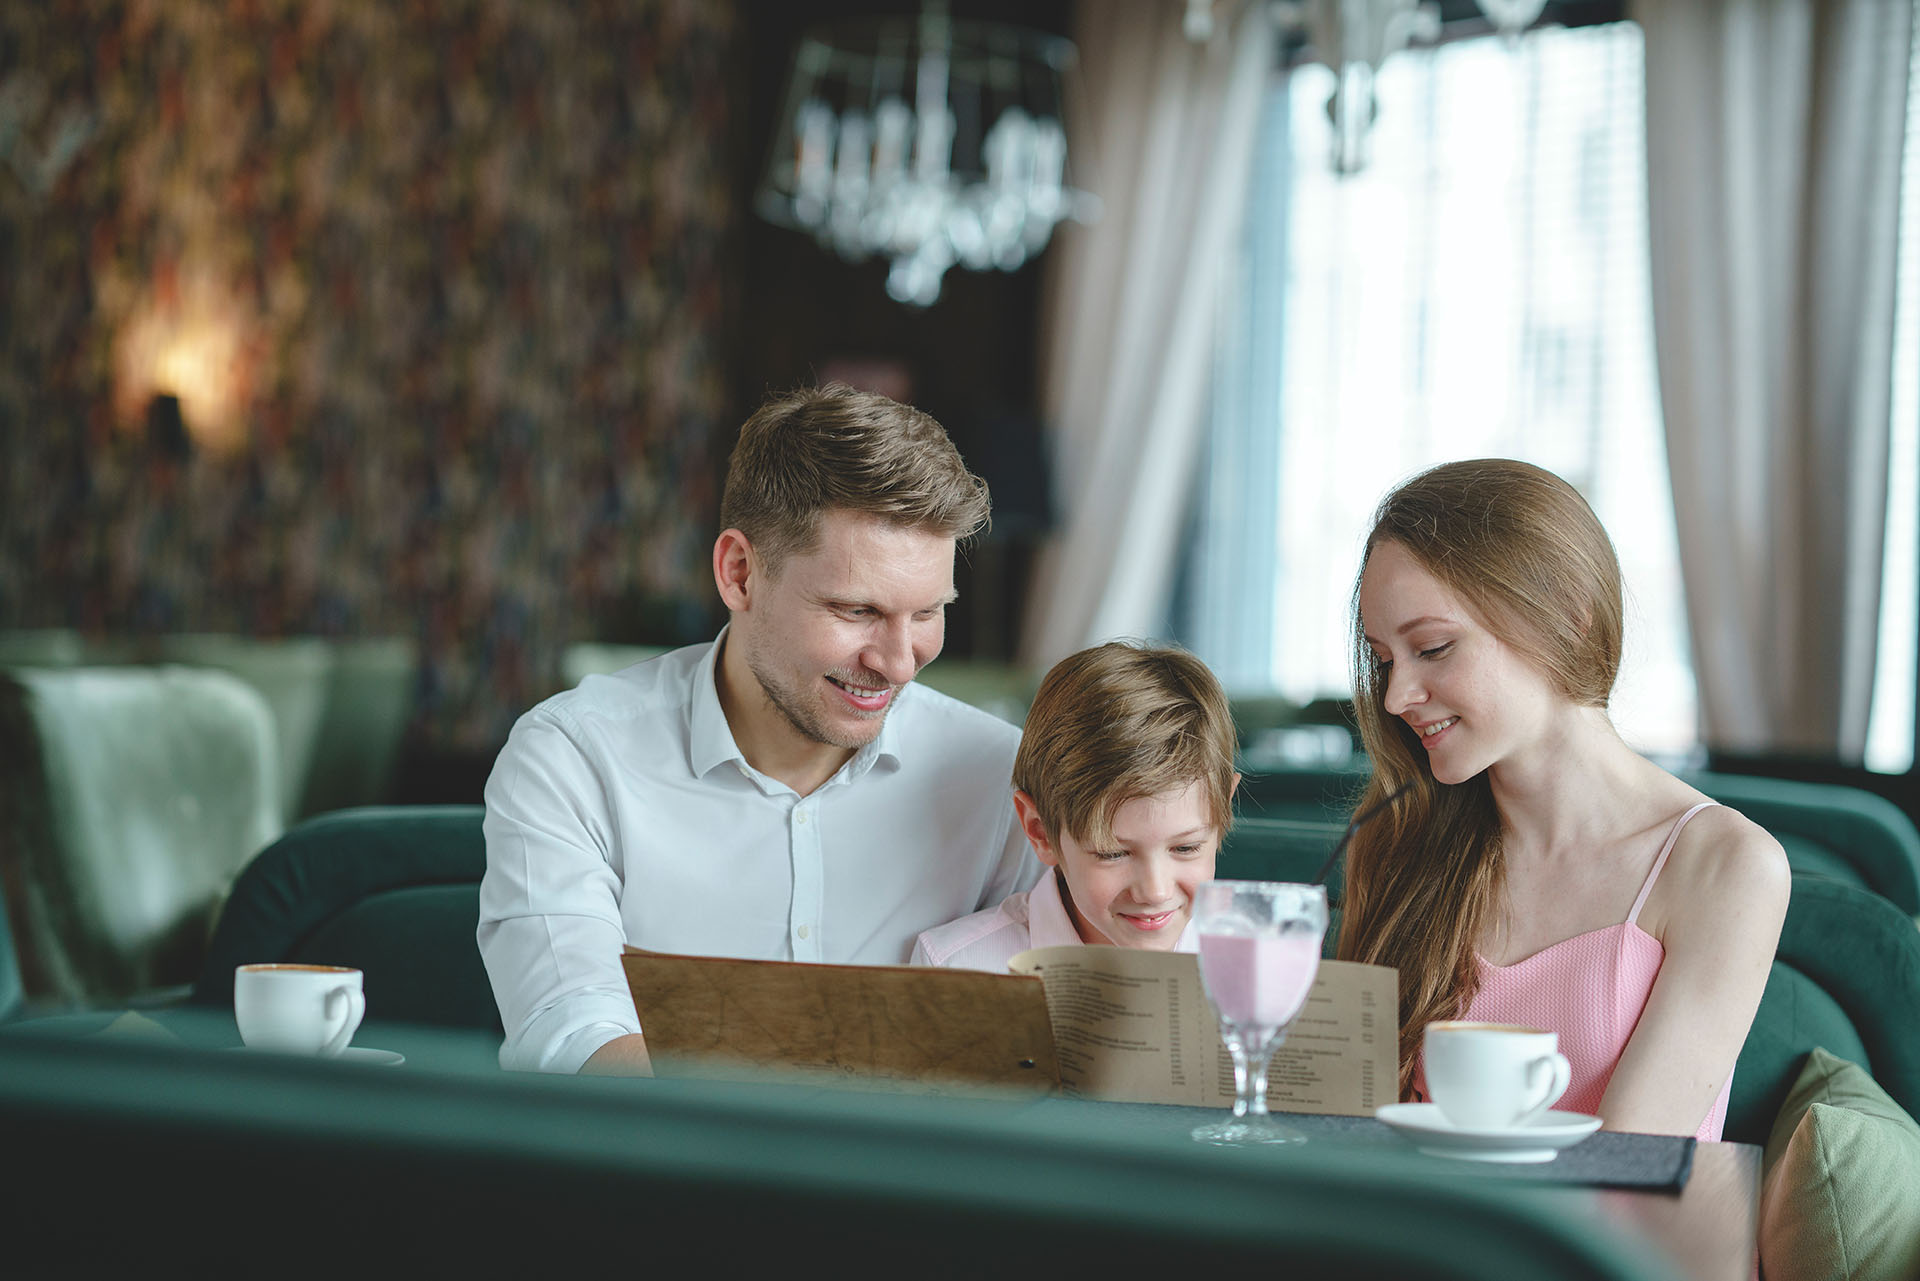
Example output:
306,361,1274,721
1312,780,1418,888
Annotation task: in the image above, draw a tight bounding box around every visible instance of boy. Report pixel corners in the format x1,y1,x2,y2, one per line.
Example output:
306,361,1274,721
911,642,1239,971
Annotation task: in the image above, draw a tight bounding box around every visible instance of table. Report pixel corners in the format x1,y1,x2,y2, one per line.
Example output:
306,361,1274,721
1590,1143,1761,1281
1028,1096,1760,1281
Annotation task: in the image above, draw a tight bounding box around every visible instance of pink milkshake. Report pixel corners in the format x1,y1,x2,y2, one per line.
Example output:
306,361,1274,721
1196,932,1322,1030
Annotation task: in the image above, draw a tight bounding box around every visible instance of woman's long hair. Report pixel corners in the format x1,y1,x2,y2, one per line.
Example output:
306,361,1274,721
1335,459,1624,1098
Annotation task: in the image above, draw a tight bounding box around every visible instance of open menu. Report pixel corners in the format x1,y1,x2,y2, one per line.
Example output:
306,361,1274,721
620,946,1062,1097
620,944,1395,1114
1007,946,1397,1115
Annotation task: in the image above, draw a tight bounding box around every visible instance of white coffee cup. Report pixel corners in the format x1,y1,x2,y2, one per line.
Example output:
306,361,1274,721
234,963,365,1057
1424,1021,1572,1130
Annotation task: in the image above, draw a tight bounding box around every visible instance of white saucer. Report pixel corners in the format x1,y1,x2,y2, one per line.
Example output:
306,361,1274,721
1375,1102,1601,1163
229,1045,405,1066
337,1046,405,1066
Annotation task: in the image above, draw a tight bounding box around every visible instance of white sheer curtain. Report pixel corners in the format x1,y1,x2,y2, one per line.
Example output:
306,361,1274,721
1637,0,1913,759
1019,0,1273,669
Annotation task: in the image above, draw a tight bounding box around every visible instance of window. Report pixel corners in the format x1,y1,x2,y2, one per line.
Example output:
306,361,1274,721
1869,24,1920,775
1190,19,1919,772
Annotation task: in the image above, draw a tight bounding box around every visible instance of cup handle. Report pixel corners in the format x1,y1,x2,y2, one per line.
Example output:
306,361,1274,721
321,986,365,1058
1518,1052,1572,1124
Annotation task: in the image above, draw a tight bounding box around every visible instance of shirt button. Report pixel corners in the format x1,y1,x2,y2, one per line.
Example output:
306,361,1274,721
797,925,811,939
795,809,809,825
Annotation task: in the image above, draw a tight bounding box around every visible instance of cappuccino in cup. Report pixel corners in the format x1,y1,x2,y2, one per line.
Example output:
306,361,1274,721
234,963,365,1057
1423,1021,1572,1130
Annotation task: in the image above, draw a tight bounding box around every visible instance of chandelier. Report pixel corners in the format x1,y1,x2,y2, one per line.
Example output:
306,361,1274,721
1183,0,1550,175
756,2,1098,307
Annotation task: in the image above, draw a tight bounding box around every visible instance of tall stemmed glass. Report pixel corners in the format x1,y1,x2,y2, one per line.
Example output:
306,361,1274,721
1190,880,1330,1145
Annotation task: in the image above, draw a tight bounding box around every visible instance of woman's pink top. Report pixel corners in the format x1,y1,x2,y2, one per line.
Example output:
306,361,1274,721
1412,801,1730,1141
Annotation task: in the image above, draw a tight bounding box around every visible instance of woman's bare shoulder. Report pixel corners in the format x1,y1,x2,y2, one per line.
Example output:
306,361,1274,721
1651,801,1790,938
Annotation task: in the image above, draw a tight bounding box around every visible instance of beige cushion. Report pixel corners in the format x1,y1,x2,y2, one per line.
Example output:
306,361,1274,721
1759,1048,1920,1281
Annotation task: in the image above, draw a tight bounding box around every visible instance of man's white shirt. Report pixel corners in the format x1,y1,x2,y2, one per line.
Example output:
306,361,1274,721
479,632,1039,1073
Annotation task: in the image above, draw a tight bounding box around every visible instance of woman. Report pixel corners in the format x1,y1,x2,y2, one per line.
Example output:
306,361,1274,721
1338,459,1788,1139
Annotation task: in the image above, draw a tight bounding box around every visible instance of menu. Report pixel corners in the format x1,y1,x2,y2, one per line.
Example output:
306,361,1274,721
620,943,1395,1115
1007,946,1397,1116
620,946,1062,1097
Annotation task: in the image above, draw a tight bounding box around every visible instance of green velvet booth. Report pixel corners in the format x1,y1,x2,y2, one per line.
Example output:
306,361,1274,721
913,661,1039,726
1218,814,1348,885
1724,873,1920,1146
559,641,673,687
0,630,419,825
189,806,1920,1158
290,636,418,818
0,1027,1684,1280
0,666,283,1008
1238,762,1920,914
1677,770,1920,916
190,805,497,1033
1218,815,1349,952
1237,760,1374,824
190,807,1351,1042
0,860,23,1024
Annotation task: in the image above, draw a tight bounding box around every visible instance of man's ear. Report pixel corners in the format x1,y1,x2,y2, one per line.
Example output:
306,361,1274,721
713,529,757,612
1012,789,1061,868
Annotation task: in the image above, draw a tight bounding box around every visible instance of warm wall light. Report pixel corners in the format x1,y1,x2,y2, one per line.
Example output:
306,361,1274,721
114,270,251,454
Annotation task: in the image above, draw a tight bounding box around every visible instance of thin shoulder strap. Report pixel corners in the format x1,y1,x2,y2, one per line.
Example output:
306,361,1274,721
1627,801,1721,926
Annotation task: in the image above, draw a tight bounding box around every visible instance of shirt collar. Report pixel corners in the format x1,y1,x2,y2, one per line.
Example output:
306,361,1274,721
687,625,907,785
1029,867,1202,954
1027,870,1089,949
688,627,743,779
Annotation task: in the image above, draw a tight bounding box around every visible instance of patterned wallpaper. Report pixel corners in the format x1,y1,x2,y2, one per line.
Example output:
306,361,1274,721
0,0,737,752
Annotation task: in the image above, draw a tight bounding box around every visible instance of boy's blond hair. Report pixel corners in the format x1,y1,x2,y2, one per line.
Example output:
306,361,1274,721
1013,642,1237,850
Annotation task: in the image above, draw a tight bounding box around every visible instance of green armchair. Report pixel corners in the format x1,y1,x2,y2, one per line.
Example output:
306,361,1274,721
0,666,282,1007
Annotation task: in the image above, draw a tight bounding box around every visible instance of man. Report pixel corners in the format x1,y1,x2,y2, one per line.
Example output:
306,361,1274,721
478,384,1040,1074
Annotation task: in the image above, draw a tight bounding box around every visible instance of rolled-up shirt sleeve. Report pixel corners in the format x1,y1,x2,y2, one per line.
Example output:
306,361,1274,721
479,709,640,1074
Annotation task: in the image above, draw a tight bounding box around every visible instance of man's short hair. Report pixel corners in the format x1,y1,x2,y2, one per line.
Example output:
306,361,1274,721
1013,642,1238,851
719,384,992,573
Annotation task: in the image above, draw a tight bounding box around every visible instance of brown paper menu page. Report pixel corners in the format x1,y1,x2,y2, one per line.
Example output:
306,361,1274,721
620,946,1062,1096
1006,946,1397,1116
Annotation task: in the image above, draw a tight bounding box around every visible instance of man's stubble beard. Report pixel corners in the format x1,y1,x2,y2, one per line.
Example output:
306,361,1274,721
744,641,891,753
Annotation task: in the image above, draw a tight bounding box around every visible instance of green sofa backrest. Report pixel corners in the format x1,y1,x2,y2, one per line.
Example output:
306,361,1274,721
1723,872,1920,1145
1217,815,1348,954
1680,769,1920,915
0,1031,1683,1280
0,863,21,1023
201,808,1920,1154
1237,763,1920,914
192,805,497,1033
